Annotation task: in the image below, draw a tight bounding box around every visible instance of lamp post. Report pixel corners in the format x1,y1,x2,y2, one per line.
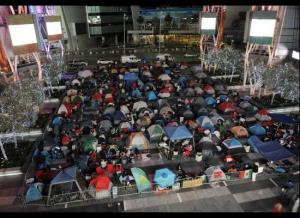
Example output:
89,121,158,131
123,13,127,55
158,12,162,55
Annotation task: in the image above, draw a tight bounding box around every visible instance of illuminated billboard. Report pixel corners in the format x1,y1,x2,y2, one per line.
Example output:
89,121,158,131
6,15,38,55
45,16,63,41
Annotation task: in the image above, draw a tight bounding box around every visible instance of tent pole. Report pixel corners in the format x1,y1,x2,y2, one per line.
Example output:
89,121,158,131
47,185,52,206
75,180,86,200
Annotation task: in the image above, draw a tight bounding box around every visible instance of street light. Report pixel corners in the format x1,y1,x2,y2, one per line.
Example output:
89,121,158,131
158,12,162,55
123,13,128,55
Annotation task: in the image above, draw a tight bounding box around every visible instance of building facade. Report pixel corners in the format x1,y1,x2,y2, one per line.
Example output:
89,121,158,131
86,6,133,46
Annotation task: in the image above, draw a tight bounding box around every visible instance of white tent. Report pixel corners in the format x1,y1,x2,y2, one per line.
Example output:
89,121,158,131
158,74,171,81
133,100,148,112
78,70,93,78
57,104,68,114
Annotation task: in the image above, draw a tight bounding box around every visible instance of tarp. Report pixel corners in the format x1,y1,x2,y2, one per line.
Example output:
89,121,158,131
147,91,158,101
124,72,138,81
147,124,165,142
196,116,215,132
222,138,243,149
269,113,298,125
248,124,266,136
231,126,249,138
205,166,226,182
248,136,294,161
50,166,77,185
127,132,150,150
25,183,44,203
154,168,176,188
131,167,152,193
164,125,193,141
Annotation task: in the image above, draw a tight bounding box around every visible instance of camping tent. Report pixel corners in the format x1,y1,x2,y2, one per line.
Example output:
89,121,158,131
147,124,165,142
255,109,271,121
222,138,243,150
164,125,193,141
154,168,176,188
210,114,225,125
158,74,171,81
25,182,44,203
158,88,171,98
218,102,235,113
127,132,150,150
248,124,266,136
89,173,112,199
147,91,158,101
204,85,215,95
231,126,249,138
67,89,77,96
78,70,93,78
196,116,215,132
99,119,113,133
130,167,152,193
205,97,217,107
47,166,85,205
133,100,148,112
159,106,175,118
119,121,132,133
79,134,98,153
204,166,226,182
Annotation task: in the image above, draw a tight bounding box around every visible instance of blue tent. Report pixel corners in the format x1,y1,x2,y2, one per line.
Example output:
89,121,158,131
52,116,63,126
205,97,217,106
131,89,142,98
50,166,77,185
113,111,126,124
269,113,298,125
222,138,243,149
25,183,44,203
164,68,172,75
164,125,193,141
249,124,266,136
196,116,215,132
240,95,252,101
177,76,187,88
124,72,138,81
154,168,176,188
147,91,158,101
219,95,228,102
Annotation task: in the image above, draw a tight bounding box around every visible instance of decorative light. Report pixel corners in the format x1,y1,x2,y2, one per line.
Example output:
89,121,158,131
201,17,216,30
292,51,299,60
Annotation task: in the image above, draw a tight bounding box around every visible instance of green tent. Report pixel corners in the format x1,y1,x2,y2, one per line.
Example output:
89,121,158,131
79,134,98,153
130,167,151,193
147,124,165,142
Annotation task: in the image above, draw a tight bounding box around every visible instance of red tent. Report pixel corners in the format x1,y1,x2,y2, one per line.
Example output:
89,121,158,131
204,85,214,92
64,103,74,116
89,174,112,192
61,135,70,145
218,102,235,113
257,108,269,115
92,92,102,101
160,87,170,93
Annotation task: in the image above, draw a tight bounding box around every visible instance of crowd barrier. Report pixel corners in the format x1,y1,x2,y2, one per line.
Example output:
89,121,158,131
18,169,254,208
